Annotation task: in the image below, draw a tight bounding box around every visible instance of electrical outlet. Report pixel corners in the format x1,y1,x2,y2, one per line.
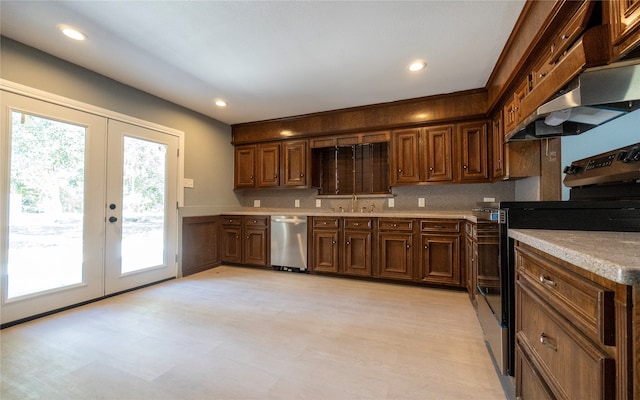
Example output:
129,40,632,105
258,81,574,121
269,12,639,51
183,178,194,188
316,199,322,208
388,198,395,208
483,197,496,202
418,198,425,207
294,199,300,208
253,199,261,208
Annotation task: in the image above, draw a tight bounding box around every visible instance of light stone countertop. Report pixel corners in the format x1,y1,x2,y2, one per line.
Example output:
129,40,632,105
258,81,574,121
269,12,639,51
509,229,640,286
222,208,479,222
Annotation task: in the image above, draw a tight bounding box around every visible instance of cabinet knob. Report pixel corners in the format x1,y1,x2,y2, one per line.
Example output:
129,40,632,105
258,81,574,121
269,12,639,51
332,240,337,244
246,235,250,239
424,245,428,249
300,173,305,177
429,167,433,171
463,165,468,170
406,244,411,249
561,34,569,40
274,174,278,179
346,241,350,245
397,168,403,173
353,223,359,226
249,175,254,180
539,72,547,79
236,235,239,239
253,220,257,223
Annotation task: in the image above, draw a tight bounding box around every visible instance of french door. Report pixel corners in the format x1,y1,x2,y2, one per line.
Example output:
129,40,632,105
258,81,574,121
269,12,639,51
0,91,178,324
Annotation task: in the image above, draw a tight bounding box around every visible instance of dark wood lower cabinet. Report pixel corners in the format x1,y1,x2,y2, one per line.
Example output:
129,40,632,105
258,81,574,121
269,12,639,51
377,231,414,281
221,215,270,267
419,234,460,286
311,229,340,273
343,230,372,276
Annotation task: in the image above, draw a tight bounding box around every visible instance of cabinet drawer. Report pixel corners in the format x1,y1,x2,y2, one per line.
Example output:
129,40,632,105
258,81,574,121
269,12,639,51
378,218,413,231
516,283,615,400
313,217,340,229
516,245,615,345
222,215,242,226
420,219,460,233
515,343,554,400
344,218,373,230
244,216,269,227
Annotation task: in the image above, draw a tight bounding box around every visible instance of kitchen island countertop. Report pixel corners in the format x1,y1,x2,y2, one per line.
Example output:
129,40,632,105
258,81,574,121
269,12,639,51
509,229,640,286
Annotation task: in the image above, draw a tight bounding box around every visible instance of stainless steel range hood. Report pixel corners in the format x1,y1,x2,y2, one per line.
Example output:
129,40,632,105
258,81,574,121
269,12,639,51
508,59,640,140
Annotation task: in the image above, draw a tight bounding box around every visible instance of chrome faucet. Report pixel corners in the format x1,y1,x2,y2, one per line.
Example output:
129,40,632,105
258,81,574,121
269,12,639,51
350,193,358,213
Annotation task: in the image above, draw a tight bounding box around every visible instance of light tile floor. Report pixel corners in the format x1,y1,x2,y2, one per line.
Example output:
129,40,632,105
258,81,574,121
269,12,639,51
1,266,507,399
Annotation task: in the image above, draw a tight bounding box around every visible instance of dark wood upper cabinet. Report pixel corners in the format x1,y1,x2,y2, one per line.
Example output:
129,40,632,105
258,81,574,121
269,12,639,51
390,128,421,185
424,124,454,182
257,142,280,188
458,121,489,182
282,140,308,187
604,0,640,60
491,113,505,180
234,144,256,189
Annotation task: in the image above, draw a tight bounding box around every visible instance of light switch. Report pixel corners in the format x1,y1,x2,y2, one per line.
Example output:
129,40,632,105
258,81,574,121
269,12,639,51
295,199,300,208
418,198,425,207
183,178,194,188
316,199,322,208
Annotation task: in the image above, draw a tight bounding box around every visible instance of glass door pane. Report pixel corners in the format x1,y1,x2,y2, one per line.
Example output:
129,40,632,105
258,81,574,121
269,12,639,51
121,136,167,273
104,120,178,295
7,112,86,298
1,91,106,325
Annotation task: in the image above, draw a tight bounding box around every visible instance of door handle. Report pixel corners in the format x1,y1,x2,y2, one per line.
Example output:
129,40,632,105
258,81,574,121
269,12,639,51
108,216,118,223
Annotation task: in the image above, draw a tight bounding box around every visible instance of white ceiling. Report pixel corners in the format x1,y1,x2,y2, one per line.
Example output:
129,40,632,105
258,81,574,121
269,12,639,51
0,1,525,125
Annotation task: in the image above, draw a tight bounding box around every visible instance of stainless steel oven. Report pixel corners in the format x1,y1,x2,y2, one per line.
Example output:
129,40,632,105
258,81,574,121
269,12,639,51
474,142,640,377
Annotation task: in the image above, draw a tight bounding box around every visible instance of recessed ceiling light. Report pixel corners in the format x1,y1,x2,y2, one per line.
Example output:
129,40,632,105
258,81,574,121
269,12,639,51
408,61,427,72
215,100,227,107
59,26,86,41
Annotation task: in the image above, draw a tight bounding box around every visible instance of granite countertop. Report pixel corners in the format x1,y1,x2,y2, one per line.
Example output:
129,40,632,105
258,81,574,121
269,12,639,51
509,229,640,286
222,208,478,222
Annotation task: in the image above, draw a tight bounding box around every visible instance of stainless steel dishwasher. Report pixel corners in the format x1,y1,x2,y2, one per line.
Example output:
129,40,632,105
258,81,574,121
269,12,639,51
270,215,307,272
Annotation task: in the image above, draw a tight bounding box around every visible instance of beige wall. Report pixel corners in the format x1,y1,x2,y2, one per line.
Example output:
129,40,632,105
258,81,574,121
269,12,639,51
0,37,240,216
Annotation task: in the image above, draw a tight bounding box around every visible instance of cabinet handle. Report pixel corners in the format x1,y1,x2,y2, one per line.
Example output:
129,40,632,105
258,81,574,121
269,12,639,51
300,173,305,177
424,245,428,249
397,168,403,173
463,165,468,170
246,235,250,239
346,241,350,245
353,223,359,226
332,240,337,244
539,72,547,79
249,175,254,180
561,34,569,40
406,244,411,249
429,167,433,171
539,274,557,287
539,333,557,352
274,174,278,178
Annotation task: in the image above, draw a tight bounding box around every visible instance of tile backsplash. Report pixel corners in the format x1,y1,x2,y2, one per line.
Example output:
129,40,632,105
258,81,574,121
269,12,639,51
236,181,515,212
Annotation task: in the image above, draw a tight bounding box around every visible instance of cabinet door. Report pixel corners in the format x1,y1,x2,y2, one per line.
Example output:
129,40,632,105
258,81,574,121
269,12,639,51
243,226,269,266
391,128,421,184
311,230,339,273
458,121,489,181
234,145,256,189
257,143,280,188
605,0,640,59
491,114,504,180
282,140,308,187
378,232,413,280
419,234,460,286
343,230,372,276
222,226,242,263
424,125,453,182
465,229,476,302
